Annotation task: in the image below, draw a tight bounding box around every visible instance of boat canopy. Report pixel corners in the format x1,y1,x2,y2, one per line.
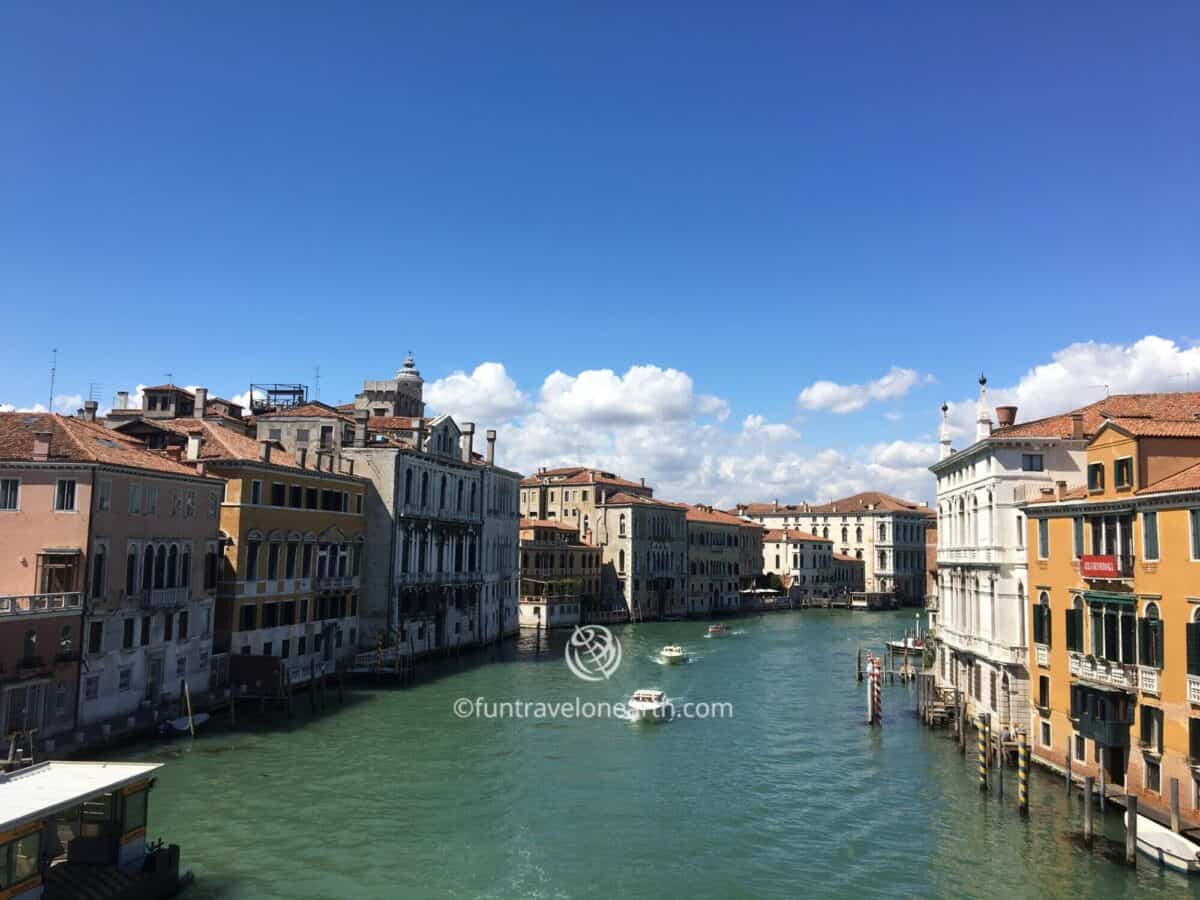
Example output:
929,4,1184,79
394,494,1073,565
0,761,162,833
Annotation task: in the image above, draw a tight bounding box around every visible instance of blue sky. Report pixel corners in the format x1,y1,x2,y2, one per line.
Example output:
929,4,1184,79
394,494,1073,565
2,3,1197,503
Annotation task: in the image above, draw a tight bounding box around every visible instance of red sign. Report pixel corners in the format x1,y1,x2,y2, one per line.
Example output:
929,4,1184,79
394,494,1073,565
1081,555,1118,578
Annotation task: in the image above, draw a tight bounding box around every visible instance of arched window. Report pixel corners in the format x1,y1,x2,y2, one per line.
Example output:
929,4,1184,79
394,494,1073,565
404,469,413,504
154,545,167,589
823,526,829,538
841,527,848,543
180,548,191,587
439,475,447,508
856,526,862,542
878,550,888,570
1140,602,1163,669
421,472,429,507
1033,591,1051,646
91,546,106,599
582,514,589,535
878,523,886,542
126,548,139,593
618,549,626,573
619,514,627,537
142,545,154,592
166,545,179,588
856,549,862,560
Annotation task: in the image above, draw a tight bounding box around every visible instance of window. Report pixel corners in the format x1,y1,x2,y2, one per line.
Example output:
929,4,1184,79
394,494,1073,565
176,655,187,678
129,481,141,513
1138,603,1164,669
1065,598,1084,652
1087,463,1105,492
619,514,627,537
1038,675,1050,709
1021,454,1044,472
355,494,363,514
4,829,41,888
250,481,262,505
262,603,278,628
178,610,188,639
1032,594,1051,647
1140,705,1164,756
1145,757,1161,794
1073,517,1084,559
1037,519,1049,559
122,618,134,650
1192,509,1200,561
88,621,104,654
1115,457,1134,489
289,484,302,508
263,641,273,656
239,605,256,631
271,482,286,506
118,666,132,691
84,675,100,701
267,543,281,580
90,546,106,599
1074,734,1085,762
54,479,76,511
1142,511,1159,562
246,540,261,581
305,487,318,509
145,485,158,515
1040,720,1051,748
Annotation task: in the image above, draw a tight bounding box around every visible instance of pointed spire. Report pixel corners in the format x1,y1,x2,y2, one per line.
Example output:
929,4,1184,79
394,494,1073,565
939,403,952,460
975,374,992,441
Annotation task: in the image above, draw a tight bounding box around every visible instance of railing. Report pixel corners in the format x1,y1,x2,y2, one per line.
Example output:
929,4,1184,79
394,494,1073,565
0,592,83,617
141,587,190,609
1035,644,1048,668
1188,675,1200,705
1072,654,1133,690
313,574,357,590
1138,667,1160,695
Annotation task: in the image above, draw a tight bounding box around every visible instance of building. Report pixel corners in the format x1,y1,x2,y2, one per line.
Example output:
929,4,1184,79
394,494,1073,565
761,529,834,602
593,492,687,619
833,552,865,594
518,519,602,628
519,466,652,540
0,410,222,743
685,505,750,615
930,384,1200,730
106,385,251,437
1021,407,1200,824
733,491,931,603
925,520,939,619
736,520,765,597
113,418,369,680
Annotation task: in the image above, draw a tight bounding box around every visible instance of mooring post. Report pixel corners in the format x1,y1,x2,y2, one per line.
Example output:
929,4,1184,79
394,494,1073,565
977,716,988,792
1065,738,1072,797
857,645,863,682
995,733,1004,799
1083,776,1094,844
960,695,967,755
1126,795,1138,865
1171,778,1181,833
1017,729,1029,816
309,659,318,713
1098,747,1106,812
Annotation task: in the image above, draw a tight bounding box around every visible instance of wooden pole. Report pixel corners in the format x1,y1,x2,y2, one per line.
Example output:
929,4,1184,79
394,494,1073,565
857,645,863,682
995,735,1003,800
1098,746,1106,811
1083,776,1094,844
1017,729,1029,816
1065,738,1072,797
1170,778,1181,833
1126,795,1138,865
977,716,988,791
182,679,194,738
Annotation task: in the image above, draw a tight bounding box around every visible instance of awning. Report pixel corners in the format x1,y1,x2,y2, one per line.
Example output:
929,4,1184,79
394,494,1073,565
1082,590,1136,607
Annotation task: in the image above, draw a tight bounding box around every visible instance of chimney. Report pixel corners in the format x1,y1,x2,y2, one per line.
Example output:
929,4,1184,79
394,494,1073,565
486,429,496,465
1055,480,1068,501
165,446,183,462
773,499,779,512
194,387,207,419
1070,413,1085,441
116,391,129,410
415,420,427,453
195,461,206,477
296,447,308,468
32,431,51,461
461,422,475,463
259,440,271,462
82,400,98,423
186,432,204,461
995,405,1017,427
346,459,355,475
640,477,645,488
353,408,368,448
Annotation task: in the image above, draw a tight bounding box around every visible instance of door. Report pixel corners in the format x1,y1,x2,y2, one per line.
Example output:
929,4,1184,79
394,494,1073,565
145,655,163,703
1105,746,1126,787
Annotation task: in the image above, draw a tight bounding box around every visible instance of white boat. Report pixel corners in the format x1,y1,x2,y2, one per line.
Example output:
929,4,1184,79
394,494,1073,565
886,637,925,656
627,689,672,723
660,645,686,664
707,624,731,638
1125,809,1200,873
158,712,210,736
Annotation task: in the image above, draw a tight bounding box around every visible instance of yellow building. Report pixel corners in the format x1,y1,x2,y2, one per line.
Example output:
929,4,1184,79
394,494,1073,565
1023,412,1200,825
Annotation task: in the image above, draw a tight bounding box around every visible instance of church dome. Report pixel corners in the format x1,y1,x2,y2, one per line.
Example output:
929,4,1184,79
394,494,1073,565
395,354,423,383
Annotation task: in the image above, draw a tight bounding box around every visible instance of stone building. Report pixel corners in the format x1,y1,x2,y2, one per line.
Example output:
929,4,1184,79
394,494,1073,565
518,520,602,629
761,529,834,601
519,466,652,541
593,492,687,620
832,552,865,594
106,385,251,437
684,505,749,615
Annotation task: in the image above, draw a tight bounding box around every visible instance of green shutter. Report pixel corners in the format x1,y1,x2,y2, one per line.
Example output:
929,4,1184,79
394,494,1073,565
1188,623,1200,676
1137,619,1148,667
1151,620,1164,669
1191,719,1200,762
1065,609,1079,652
1120,614,1136,664
1045,606,1052,647
1141,707,1152,745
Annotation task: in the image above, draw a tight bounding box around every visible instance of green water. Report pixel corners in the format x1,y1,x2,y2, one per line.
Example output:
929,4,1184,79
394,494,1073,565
112,611,1200,898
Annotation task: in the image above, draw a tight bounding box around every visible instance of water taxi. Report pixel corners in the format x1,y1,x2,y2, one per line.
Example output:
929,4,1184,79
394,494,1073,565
660,645,686,664
627,689,672,723
707,624,731,638
885,637,925,656
1125,809,1200,874
0,760,190,898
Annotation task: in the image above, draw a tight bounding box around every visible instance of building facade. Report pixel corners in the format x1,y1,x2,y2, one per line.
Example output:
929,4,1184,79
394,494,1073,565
685,506,748,615
1022,412,1200,825
594,493,687,619
518,520,602,628
519,466,652,541
833,552,866,594
762,529,834,601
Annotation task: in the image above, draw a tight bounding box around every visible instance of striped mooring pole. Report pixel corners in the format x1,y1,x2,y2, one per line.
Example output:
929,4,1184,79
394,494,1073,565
1017,729,1029,816
872,657,883,726
977,716,988,791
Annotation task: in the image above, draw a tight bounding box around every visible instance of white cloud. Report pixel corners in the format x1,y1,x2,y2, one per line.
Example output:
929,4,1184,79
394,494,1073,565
937,335,1200,441
797,367,927,414
538,365,725,426
426,362,530,424
740,414,800,442
868,440,939,469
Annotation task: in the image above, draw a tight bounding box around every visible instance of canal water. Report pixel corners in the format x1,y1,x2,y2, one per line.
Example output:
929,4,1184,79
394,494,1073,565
112,611,1200,898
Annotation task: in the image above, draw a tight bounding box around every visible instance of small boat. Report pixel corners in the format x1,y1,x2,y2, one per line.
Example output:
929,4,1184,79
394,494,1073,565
660,645,686,664
886,637,925,656
158,712,210,736
628,689,671,723
707,624,731,638
1125,809,1200,873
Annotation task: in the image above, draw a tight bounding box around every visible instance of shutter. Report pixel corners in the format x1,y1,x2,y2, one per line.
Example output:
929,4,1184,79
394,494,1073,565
1191,718,1200,762
1065,609,1077,652
1045,606,1052,647
1138,619,1148,667
1140,707,1151,745
1152,620,1164,669
1120,615,1136,665
1188,623,1200,677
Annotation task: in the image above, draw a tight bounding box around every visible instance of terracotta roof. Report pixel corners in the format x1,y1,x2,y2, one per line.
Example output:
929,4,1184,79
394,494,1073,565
368,416,429,431
154,419,306,470
1138,460,1200,496
141,384,194,396
519,518,578,531
989,392,1200,440
763,528,830,543
685,505,746,526
520,466,649,491
257,402,349,421
601,492,686,510
1102,417,1200,438
0,413,212,478
804,492,931,515
335,403,356,412
731,502,809,515
1023,485,1089,505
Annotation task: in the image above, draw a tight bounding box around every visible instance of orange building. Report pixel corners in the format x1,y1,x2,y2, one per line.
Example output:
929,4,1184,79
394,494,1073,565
1023,414,1200,824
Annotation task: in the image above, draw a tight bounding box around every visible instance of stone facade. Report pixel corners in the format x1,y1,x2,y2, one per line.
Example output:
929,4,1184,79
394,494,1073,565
593,493,687,619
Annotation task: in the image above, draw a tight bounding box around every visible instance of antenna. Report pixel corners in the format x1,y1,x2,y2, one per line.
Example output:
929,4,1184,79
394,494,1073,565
88,382,102,402
48,348,58,411
1088,383,1110,398
314,366,321,401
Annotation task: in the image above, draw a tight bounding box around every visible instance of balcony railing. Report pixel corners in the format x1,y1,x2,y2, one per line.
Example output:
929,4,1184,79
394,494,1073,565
0,592,83,617
141,587,190,609
1071,653,1134,690
313,574,356,590
1138,667,1160,695
1035,644,1049,668
1189,675,1200,705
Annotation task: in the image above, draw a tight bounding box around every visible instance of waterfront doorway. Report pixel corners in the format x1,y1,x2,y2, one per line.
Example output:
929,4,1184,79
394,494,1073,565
1105,746,1126,787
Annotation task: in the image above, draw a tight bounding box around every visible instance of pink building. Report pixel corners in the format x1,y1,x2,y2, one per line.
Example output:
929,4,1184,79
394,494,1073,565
0,410,222,747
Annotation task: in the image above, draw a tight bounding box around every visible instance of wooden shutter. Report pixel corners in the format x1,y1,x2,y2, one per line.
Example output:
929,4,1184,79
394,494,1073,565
1120,615,1136,665
1150,620,1164,669
1137,619,1148,667
1140,707,1152,746
1191,718,1200,763
1188,623,1200,676
1065,609,1079,652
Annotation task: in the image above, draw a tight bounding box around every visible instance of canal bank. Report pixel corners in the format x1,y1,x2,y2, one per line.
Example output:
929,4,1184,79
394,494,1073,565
105,611,1200,898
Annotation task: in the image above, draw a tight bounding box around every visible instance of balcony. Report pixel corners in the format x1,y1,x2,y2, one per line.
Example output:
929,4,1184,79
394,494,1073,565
1188,675,1200,705
1138,667,1160,695
0,592,83,617
141,587,190,609
1035,644,1048,668
1070,653,1134,690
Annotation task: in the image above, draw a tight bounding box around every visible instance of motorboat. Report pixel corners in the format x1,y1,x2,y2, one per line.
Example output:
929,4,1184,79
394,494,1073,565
886,636,925,656
627,689,672,723
1124,809,1200,873
660,645,686,664
707,624,731,638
